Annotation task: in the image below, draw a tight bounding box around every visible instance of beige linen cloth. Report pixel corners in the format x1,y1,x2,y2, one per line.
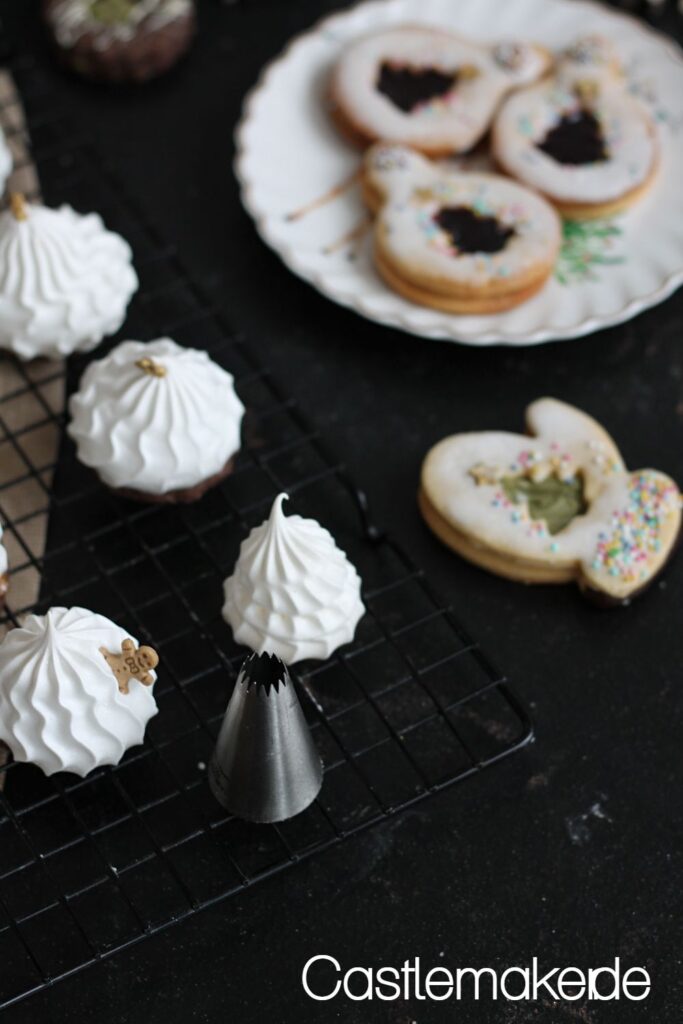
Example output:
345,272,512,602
0,70,64,617
0,71,65,776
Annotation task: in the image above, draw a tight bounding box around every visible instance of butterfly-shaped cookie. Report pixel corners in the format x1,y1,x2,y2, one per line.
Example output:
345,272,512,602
492,36,658,218
420,398,681,603
331,26,551,156
362,144,562,314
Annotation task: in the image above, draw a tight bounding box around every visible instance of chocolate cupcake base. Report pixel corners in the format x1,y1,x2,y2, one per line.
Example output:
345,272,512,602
113,456,236,505
42,0,196,85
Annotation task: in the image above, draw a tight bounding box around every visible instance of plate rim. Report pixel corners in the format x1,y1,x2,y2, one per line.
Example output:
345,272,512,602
234,0,683,347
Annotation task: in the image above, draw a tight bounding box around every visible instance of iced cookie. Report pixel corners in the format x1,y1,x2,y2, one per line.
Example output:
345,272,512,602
331,27,551,156
420,398,681,604
492,36,658,218
362,144,562,314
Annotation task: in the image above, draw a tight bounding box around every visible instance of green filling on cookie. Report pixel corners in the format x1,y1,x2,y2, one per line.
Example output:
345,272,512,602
89,0,137,24
502,474,586,535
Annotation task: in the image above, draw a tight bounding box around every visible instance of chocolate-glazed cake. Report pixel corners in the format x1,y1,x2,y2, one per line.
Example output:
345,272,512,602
42,0,196,84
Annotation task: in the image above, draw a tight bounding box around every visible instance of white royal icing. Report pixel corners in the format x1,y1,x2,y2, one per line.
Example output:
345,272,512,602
333,26,549,152
68,338,244,495
366,144,562,287
0,607,158,776
223,493,365,664
47,0,192,51
0,201,137,361
492,36,657,205
423,399,680,599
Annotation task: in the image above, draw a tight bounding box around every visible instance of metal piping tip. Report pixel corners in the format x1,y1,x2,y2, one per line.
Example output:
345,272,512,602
208,652,323,823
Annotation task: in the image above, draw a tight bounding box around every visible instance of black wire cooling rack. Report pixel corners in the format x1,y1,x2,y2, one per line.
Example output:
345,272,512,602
0,53,533,1010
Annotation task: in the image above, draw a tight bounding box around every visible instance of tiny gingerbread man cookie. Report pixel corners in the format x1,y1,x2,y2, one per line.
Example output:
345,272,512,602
492,36,658,219
330,26,552,156
419,399,681,604
100,638,159,694
362,144,562,314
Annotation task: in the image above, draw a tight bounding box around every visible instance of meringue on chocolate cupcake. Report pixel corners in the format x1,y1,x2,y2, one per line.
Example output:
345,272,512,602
0,606,158,776
0,193,137,361
68,338,245,503
42,0,196,84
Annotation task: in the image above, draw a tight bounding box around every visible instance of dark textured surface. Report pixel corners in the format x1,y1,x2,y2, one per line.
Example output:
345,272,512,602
2,1,683,1021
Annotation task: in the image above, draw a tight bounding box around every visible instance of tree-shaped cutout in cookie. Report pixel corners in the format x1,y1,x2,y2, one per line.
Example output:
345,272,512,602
501,473,587,535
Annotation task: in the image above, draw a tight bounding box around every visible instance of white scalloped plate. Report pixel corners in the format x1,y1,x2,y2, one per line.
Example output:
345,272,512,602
235,0,683,346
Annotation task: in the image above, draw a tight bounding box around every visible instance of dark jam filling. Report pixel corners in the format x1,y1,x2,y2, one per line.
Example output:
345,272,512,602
376,63,456,113
536,109,608,165
434,206,515,255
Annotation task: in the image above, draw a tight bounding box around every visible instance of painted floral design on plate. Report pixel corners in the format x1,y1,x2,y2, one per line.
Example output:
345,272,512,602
555,219,625,284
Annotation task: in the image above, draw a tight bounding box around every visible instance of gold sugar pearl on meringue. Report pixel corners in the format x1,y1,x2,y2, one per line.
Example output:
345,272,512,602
9,193,28,222
135,356,167,378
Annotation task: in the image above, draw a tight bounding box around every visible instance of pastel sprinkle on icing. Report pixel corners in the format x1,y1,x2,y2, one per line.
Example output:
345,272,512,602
591,471,678,583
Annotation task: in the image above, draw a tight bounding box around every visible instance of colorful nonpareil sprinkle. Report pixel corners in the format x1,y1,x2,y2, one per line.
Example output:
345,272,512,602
591,472,678,583
490,486,550,539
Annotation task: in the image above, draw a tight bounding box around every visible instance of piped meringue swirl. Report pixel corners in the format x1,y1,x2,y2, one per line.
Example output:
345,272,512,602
223,494,365,664
0,201,137,360
68,338,245,494
0,607,157,776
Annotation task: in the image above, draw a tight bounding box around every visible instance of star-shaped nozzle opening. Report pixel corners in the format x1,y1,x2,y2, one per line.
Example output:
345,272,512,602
241,651,289,695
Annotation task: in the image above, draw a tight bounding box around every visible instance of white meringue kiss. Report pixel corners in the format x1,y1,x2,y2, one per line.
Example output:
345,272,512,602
0,607,158,776
0,201,137,360
68,338,245,495
223,493,365,664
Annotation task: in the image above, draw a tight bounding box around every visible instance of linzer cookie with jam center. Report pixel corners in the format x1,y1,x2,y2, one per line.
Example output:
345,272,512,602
419,398,681,604
492,36,658,218
68,338,244,504
42,0,196,84
330,26,551,156
362,144,562,314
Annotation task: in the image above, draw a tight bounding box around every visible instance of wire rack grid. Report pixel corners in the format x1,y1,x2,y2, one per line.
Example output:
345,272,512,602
0,53,533,1011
